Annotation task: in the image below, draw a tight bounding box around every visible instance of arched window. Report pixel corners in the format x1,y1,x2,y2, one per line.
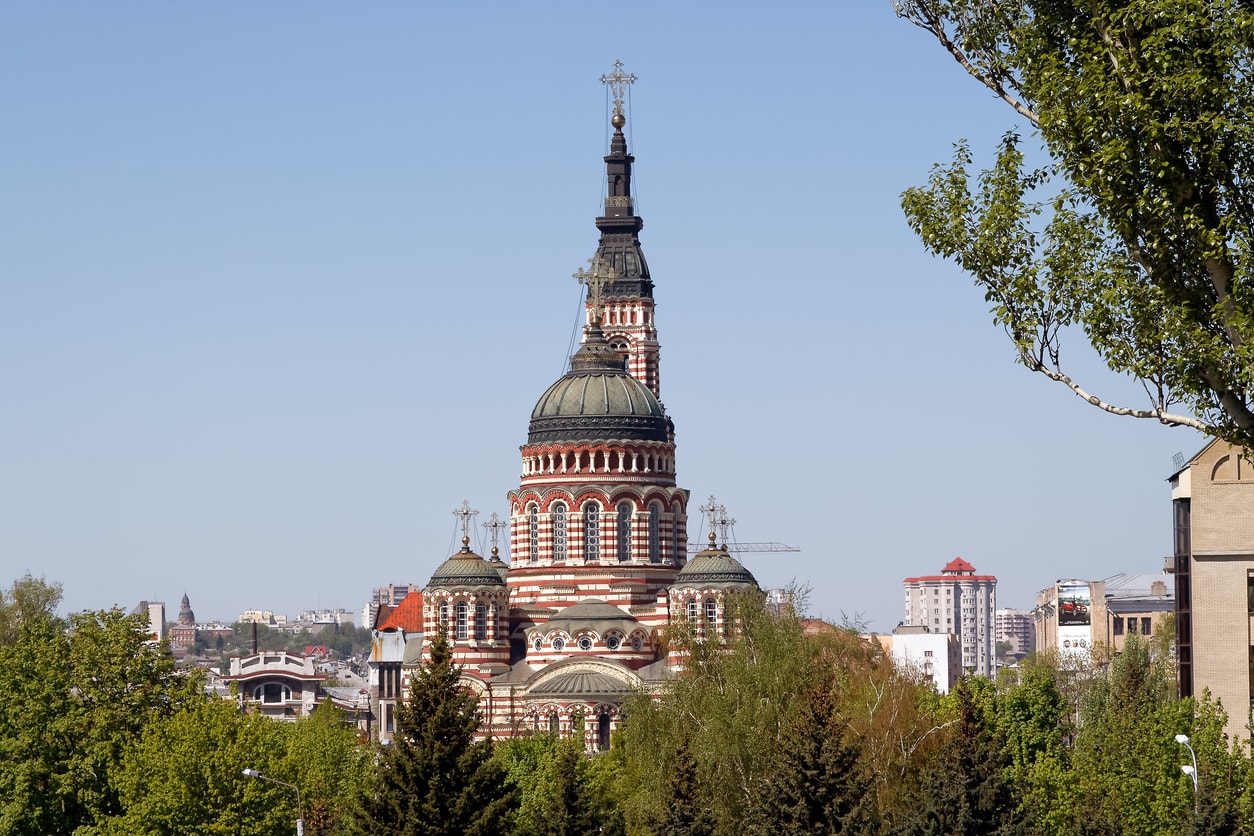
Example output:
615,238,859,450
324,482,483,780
528,503,540,562
648,503,661,563
672,506,683,565
705,598,718,628
549,713,560,736
439,601,449,633
552,502,568,562
455,601,468,640
583,503,600,561
687,599,698,622
474,602,487,640
597,711,611,751
617,502,633,562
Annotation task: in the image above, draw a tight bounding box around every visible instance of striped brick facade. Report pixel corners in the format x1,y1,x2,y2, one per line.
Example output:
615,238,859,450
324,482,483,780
598,296,660,399
392,87,757,752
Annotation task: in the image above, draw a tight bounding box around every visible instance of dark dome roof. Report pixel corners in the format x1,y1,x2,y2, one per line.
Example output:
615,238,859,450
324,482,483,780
528,325,671,445
427,540,508,590
675,543,758,589
547,598,640,634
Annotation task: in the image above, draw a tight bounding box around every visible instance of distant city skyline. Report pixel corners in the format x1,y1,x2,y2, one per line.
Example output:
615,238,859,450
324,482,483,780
2,4,1188,632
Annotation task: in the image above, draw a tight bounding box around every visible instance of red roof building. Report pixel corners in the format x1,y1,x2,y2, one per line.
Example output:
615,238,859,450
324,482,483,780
903,557,998,677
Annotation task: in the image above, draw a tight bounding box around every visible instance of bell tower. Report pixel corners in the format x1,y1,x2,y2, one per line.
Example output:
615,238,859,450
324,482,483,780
592,60,661,398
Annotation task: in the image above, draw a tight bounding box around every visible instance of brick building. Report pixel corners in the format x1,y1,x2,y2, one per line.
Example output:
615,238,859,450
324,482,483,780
370,65,759,749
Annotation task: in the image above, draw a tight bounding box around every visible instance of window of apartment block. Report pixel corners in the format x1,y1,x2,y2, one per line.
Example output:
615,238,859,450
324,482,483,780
1127,618,1138,634
1113,617,1124,636
1141,617,1152,635
1248,575,1254,612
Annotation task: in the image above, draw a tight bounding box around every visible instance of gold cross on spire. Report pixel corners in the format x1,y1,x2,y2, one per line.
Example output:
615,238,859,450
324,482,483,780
699,495,736,548
600,59,636,119
572,254,619,326
452,500,479,546
714,504,737,548
483,512,506,558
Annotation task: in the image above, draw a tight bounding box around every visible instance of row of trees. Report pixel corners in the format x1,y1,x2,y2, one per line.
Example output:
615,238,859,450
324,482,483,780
366,592,1249,835
4,570,1250,835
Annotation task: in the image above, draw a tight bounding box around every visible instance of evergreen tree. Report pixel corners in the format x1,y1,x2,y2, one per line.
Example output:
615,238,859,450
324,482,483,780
895,678,1015,836
356,632,514,836
752,686,875,835
657,738,715,836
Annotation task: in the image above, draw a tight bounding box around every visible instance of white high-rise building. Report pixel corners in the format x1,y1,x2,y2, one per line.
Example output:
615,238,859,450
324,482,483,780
995,607,1035,657
903,558,997,677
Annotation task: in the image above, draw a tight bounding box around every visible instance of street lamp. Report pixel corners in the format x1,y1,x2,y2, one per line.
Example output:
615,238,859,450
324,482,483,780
1175,734,1198,814
242,767,304,836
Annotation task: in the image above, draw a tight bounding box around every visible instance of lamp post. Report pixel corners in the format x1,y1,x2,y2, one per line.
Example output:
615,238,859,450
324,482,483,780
242,767,304,836
1175,734,1198,815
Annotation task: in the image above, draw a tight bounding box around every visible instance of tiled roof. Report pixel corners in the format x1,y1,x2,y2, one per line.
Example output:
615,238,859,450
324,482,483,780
378,592,424,632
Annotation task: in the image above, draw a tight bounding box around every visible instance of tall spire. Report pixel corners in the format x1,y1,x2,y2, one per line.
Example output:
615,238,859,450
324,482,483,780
595,60,651,298
590,60,662,397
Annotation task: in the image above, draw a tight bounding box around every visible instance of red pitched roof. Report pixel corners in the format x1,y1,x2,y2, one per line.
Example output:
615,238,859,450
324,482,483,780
903,557,997,584
942,557,976,573
378,592,424,632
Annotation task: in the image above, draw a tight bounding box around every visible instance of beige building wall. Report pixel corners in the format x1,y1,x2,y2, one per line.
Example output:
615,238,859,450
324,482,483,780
1172,440,1254,743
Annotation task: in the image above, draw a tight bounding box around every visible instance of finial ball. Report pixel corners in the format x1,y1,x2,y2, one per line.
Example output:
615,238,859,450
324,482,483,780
611,113,626,129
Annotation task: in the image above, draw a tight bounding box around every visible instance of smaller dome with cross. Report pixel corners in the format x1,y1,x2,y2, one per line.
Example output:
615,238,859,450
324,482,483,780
427,538,507,590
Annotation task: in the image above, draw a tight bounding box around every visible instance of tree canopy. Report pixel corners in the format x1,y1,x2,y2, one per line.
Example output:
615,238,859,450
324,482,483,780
356,632,514,836
896,0,1254,447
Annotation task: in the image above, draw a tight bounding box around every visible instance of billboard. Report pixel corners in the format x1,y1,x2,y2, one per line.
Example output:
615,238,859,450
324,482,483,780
1056,581,1092,665
1057,582,1092,626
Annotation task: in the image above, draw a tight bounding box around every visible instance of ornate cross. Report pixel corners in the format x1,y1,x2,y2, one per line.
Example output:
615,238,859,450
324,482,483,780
452,500,479,542
483,512,506,556
573,254,619,326
714,504,737,546
600,59,636,119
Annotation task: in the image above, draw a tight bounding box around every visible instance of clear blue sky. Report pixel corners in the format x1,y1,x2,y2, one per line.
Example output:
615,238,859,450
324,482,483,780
1,3,1193,631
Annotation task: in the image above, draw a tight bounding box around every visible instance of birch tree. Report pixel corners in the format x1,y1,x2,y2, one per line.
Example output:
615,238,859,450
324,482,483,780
896,0,1254,446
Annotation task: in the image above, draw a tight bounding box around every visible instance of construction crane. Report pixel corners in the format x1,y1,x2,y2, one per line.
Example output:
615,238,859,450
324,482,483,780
686,496,800,554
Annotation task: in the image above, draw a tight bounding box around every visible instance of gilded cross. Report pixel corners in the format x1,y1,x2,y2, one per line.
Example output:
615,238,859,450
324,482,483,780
600,59,636,118
572,254,619,326
452,500,479,542
483,512,506,555
714,504,737,547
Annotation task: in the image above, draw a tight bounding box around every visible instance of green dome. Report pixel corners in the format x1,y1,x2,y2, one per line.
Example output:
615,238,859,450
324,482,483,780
427,540,508,589
527,324,671,445
675,544,758,589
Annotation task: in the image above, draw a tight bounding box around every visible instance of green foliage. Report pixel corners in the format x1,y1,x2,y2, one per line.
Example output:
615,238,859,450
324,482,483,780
615,594,836,830
97,697,291,836
0,572,63,646
751,685,876,834
0,606,198,835
896,677,1016,836
494,734,622,836
356,632,514,836
98,697,369,835
614,595,940,833
656,738,715,836
897,0,1254,445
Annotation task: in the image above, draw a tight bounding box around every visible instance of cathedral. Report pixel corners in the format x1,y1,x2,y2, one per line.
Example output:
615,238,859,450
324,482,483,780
369,63,759,749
